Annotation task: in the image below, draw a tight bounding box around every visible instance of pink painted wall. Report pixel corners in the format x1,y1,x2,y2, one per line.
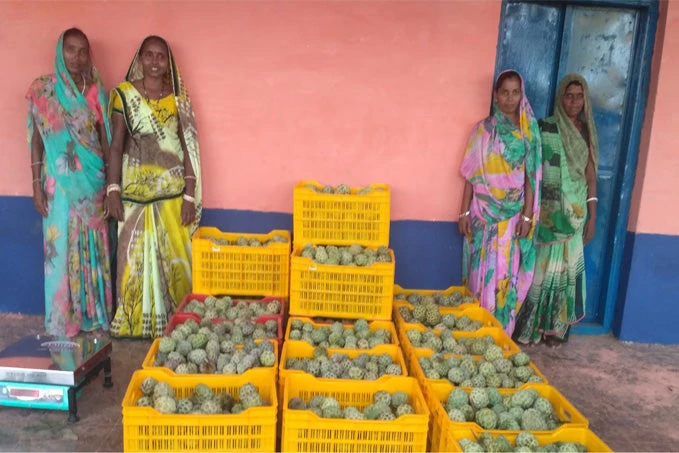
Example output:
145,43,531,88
629,0,679,236
0,0,501,221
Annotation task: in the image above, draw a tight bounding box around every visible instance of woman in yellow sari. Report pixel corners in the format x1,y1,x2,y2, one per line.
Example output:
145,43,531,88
105,36,202,338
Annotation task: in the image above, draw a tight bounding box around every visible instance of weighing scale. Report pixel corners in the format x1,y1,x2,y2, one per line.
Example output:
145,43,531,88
0,334,113,422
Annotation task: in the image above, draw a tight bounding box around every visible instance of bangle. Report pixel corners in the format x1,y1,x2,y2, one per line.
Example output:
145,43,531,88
31,162,42,167
106,184,121,196
32,178,41,184
184,175,196,181
521,215,532,223
459,210,470,218
183,194,196,204
586,197,598,203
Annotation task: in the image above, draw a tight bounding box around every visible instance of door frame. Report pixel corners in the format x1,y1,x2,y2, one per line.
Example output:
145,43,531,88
494,0,659,335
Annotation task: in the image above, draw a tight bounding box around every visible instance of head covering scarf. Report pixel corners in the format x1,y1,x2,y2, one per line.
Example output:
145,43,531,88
461,70,542,225
122,36,202,231
554,73,599,180
536,73,598,244
27,31,111,197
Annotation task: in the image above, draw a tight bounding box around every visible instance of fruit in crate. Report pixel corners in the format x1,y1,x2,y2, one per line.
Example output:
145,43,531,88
287,390,414,420
406,329,505,356
399,304,483,330
285,346,403,380
417,351,543,387
288,318,392,348
458,432,587,453
135,378,268,414
183,295,282,319
154,319,278,375
300,244,391,266
395,290,474,308
444,387,561,431
302,183,386,195
203,234,287,247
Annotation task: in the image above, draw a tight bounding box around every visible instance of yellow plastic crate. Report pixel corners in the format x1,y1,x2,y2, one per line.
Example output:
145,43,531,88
122,368,277,452
278,341,408,406
285,316,399,347
142,338,279,378
427,381,588,452
191,227,290,297
289,246,395,320
442,427,611,453
409,348,549,399
393,302,503,350
393,284,479,310
282,374,429,453
293,180,391,248
399,326,521,365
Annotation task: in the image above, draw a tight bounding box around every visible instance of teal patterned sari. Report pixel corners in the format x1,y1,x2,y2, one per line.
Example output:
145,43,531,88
26,33,112,337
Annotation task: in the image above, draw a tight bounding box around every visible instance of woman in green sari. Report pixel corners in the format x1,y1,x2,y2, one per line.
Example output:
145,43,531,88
513,74,599,346
105,36,202,338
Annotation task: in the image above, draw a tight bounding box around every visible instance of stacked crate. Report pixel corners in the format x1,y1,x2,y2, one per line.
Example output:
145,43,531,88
281,182,430,451
121,228,291,452
391,285,612,452
289,180,394,320
191,227,291,298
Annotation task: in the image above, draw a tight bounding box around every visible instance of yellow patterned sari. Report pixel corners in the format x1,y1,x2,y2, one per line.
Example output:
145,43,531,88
109,40,202,338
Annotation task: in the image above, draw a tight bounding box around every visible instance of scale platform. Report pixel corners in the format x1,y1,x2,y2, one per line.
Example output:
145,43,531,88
0,334,113,422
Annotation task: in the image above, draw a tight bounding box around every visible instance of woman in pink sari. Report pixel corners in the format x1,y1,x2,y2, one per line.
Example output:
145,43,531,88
458,70,542,335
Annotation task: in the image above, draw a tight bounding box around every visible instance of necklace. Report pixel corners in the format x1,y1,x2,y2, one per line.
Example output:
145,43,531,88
72,74,86,96
142,79,164,102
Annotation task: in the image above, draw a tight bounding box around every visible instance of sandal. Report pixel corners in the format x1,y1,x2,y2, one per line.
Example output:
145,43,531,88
544,336,563,348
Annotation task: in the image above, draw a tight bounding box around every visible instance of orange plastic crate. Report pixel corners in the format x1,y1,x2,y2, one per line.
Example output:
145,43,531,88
162,313,283,353
399,326,521,365
281,374,429,453
409,348,549,400
122,368,277,452
442,426,611,453
177,293,286,319
427,381,588,452
289,245,395,320
393,302,503,359
292,180,391,248
393,284,479,310
278,341,408,406
142,338,279,378
191,227,290,297
285,316,399,347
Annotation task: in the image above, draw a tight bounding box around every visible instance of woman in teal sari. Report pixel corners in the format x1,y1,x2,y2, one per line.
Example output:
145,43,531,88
513,74,599,346
26,28,112,337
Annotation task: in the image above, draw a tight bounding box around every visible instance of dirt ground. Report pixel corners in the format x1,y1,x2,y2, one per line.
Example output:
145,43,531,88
0,313,678,452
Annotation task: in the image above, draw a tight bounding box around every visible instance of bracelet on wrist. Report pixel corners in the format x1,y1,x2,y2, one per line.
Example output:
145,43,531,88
586,197,598,203
183,193,196,204
106,184,121,196
459,210,470,219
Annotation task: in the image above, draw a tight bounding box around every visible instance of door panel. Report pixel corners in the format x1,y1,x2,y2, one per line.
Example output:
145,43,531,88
558,6,638,321
495,2,562,118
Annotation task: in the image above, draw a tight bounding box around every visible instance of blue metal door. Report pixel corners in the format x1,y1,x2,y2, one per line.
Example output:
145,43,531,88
495,1,658,332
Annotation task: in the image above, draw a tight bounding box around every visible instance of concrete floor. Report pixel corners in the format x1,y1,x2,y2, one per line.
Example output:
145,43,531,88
0,313,678,452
